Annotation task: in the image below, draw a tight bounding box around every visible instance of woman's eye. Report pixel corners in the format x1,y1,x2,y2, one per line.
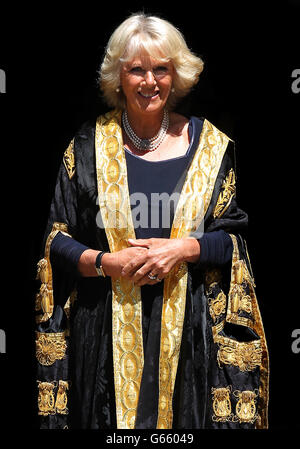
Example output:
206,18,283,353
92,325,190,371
154,66,168,74
130,67,144,74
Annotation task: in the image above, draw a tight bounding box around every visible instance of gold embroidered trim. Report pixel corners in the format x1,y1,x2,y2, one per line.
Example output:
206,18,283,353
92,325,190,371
35,332,67,366
226,247,255,325
213,168,236,219
95,110,144,430
228,235,269,429
35,222,71,323
55,380,69,415
209,291,226,322
63,138,75,180
211,386,234,422
215,335,262,372
211,386,259,424
37,380,69,416
233,389,258,424
212,320,225,339
37,381,56,416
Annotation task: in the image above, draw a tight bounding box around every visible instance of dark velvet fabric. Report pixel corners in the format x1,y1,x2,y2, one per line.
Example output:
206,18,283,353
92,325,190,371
36,114,256,429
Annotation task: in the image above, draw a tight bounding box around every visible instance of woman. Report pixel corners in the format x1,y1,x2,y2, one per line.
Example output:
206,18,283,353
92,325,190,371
35,13,269,429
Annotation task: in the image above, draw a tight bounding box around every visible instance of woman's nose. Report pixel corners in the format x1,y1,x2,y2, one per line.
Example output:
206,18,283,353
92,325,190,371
144,70,157,86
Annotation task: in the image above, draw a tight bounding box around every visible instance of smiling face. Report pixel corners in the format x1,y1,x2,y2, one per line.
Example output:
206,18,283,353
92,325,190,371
120,53,174,116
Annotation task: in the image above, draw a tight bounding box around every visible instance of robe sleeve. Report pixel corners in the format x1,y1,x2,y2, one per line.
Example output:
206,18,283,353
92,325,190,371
35,137,79,429
198,230,233,266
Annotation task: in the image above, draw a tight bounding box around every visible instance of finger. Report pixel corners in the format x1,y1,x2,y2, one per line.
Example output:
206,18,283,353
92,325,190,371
128,238,150,248
135,271,163,286
121,261,144,278
120,250,148,277
131,265,152,283
136,274,157,287
136,276,163,287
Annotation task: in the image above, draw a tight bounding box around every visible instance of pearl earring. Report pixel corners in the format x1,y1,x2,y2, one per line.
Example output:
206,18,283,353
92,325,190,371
171,87,175,93
116,87,120,93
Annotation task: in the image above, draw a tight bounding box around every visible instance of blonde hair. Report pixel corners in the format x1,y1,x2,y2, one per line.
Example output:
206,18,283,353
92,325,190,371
99,13,204,110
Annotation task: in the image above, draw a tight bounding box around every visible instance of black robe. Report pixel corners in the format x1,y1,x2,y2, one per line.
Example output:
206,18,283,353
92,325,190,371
35,111,268,429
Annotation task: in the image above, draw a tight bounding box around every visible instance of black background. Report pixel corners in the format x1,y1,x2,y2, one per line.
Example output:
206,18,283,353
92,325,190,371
0,0,299,438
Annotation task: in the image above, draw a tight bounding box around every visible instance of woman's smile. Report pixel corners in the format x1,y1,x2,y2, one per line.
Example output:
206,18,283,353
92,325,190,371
138,90,160,99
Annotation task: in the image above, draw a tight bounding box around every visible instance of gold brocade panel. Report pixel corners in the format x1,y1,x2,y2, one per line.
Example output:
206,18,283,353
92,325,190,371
35,222,72,323
95,111,144,429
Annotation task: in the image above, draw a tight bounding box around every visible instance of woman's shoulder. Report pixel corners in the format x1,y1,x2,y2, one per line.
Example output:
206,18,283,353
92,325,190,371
74,118,97,142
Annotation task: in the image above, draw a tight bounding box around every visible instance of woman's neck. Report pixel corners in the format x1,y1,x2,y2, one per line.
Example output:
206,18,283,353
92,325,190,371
125,107,165,139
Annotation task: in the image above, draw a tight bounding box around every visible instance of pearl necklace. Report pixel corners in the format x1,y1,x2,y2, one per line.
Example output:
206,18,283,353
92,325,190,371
122,109,169,152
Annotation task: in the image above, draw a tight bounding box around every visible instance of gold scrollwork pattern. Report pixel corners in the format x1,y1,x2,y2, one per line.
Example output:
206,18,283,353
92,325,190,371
37,381,56,416
211,386,259,424
226,242,255,327
213,168,236,219
35,332,67,366
63,138,75,180
215,335,262,372
205,269,227,324
35,222,71,323
212,320,226,339
55,380,69,415
95,110,144,430
37,380,69,416
209,291,227,322
211,386,234,422
233,389,258,424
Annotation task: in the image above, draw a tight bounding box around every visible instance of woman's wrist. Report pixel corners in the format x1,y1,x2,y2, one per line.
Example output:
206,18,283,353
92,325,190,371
101,252,113,277
181,238,201,263
78,249,100,277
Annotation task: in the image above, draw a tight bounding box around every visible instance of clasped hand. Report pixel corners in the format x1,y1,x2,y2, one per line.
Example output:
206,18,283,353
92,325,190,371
122,238,185,286
78,237,200,283
103,237,200,286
